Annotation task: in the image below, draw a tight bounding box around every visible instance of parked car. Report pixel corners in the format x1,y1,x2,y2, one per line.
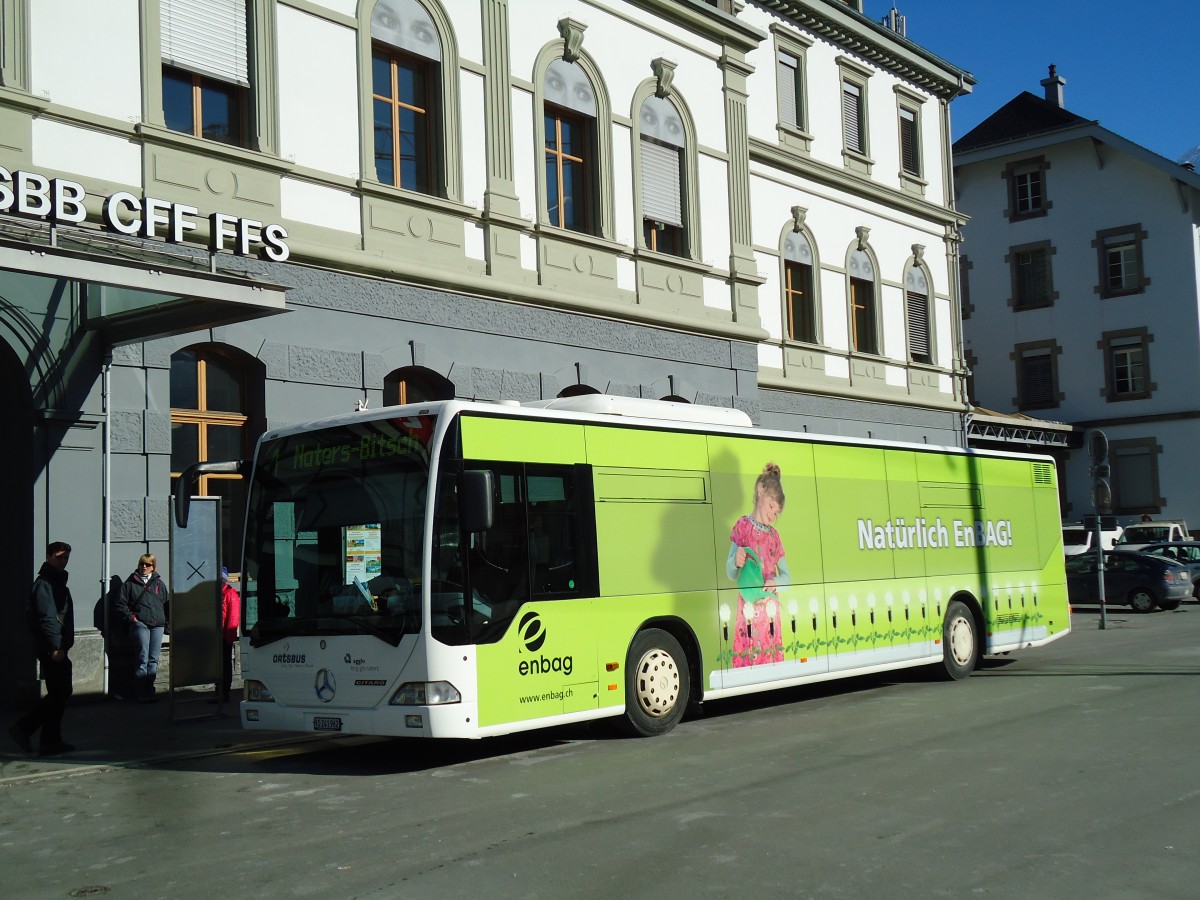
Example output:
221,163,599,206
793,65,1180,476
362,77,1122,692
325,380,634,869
1062,522,1123,556
1064,551,1192,612
1114,519,1191,551
1138,541,1200,598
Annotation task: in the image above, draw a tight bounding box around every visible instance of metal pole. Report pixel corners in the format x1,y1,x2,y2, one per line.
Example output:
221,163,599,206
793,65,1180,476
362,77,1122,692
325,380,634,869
1087,429,1111,630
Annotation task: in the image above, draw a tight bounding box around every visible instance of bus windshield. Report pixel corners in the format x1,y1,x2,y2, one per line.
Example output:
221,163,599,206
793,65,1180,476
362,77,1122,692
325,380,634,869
242,415,437,646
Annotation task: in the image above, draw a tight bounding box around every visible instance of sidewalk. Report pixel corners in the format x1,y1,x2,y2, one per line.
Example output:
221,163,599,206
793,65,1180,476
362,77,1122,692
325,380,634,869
1,648,309,784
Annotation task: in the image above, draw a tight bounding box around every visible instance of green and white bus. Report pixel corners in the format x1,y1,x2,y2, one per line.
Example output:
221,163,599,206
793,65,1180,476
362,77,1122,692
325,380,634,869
226,395,1069,738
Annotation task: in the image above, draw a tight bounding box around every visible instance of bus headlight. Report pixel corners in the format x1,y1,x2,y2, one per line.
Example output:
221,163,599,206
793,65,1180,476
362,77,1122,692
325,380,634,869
390,681,461,706
245,680,275,702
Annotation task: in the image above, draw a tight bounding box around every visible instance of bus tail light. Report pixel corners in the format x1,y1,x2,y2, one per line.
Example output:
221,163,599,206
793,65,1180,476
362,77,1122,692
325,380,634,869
245,680,275,702
390,681,462,706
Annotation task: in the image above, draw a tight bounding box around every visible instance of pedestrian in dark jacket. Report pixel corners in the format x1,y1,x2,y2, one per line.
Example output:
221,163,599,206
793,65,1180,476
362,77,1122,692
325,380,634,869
115,553,169,703
9,541,76,756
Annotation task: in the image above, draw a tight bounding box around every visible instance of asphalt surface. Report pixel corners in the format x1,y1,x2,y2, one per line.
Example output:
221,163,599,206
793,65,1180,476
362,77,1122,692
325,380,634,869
1,646,309,784
1,604,1197,900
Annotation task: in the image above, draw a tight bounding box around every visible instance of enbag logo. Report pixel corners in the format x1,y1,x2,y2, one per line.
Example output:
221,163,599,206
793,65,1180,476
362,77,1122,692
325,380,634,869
519,611,546,652
516,611,573,678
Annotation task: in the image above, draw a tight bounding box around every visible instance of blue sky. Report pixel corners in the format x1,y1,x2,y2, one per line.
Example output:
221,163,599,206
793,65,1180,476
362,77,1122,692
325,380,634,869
881,1,1200,161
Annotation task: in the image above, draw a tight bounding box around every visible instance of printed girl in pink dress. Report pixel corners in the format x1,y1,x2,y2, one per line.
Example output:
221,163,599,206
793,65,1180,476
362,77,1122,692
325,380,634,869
726,463,790,666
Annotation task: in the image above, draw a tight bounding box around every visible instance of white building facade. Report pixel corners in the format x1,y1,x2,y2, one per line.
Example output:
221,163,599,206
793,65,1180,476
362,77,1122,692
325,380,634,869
0,0,972,703
954,69,1200,525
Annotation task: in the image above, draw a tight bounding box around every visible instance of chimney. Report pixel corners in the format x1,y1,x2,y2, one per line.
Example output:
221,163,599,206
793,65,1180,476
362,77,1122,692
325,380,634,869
1040,64,1065,107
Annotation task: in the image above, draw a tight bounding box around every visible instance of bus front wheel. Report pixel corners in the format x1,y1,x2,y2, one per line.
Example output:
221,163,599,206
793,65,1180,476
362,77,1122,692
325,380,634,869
940,600,978,681
622,629,690,737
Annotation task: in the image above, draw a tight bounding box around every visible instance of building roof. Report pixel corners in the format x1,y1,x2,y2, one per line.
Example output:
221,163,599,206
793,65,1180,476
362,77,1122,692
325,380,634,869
952,90,1200,195
953,91,1091,153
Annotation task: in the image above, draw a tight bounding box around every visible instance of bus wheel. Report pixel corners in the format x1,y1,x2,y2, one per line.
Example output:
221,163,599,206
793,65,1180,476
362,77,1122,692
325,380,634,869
1128,589,1157,613
622,629,690,737
940,600,978,681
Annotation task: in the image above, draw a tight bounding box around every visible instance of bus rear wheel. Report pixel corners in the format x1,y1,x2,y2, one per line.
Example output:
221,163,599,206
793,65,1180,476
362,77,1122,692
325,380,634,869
622,628,689,737
940,600,978,681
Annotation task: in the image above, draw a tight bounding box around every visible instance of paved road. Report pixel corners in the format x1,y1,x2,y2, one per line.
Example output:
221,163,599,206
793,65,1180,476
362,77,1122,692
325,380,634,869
2,604,1198,899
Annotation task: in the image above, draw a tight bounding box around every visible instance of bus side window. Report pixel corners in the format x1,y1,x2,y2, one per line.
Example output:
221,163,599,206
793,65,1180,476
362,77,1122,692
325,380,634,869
530,502,576,596
469,470,528,606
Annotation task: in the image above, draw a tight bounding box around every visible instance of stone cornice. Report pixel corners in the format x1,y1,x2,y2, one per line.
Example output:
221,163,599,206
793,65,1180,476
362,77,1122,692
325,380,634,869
748,136,967,227
630,0,767,54
755,0,974,99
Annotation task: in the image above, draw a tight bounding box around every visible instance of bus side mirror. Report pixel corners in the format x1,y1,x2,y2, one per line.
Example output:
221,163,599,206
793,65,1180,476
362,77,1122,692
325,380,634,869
460,470,495,534
174,460,250,528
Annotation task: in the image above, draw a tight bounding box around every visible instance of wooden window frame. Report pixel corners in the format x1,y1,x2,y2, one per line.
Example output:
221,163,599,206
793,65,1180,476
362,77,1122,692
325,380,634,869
850,276,879,355
785,259,817,344
162,64,248,147
371,42,436,194
544,105,593,233
170,352,249,495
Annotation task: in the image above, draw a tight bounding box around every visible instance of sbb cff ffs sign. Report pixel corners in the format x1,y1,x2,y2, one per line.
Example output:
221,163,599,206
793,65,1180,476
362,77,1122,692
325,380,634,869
0,166,290,262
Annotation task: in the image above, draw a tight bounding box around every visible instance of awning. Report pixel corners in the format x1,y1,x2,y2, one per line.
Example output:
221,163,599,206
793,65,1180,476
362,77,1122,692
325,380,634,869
966,406,1080,449
0,234,288,346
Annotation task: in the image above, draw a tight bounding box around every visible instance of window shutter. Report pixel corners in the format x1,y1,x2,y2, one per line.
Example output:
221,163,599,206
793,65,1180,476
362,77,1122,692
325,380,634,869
842,82,862,153
777,52,799,127
640,138,682,227
1112,447,1155,509
1022,353,1054,405
161,0,249,87
1016,249,1048,306
907,291,930,359
899,108,918,174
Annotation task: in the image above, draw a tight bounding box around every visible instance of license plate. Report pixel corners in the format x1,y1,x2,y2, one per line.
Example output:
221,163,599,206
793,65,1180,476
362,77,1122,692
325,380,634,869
313,716,343,732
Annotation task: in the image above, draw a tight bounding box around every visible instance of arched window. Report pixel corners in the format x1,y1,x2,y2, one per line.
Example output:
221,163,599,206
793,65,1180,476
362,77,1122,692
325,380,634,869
383,366,454,406
906,262,933,365
847,247,879,355
371,0,444,194
783,229,819,344
171,346,261,569
543,58,599,233
638,94,687,255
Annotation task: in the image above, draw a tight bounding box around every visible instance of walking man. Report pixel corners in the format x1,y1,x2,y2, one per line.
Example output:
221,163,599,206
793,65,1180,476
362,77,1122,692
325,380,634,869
9,541,76,756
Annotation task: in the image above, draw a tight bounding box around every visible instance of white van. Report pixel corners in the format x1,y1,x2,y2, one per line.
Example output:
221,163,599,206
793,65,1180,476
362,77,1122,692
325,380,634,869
1113,519,1191,551
1062,521,1123,556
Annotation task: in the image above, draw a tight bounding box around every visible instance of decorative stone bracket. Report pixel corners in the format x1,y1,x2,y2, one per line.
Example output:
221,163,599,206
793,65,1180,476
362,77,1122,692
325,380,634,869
558,18,587,63
651,57,676,98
